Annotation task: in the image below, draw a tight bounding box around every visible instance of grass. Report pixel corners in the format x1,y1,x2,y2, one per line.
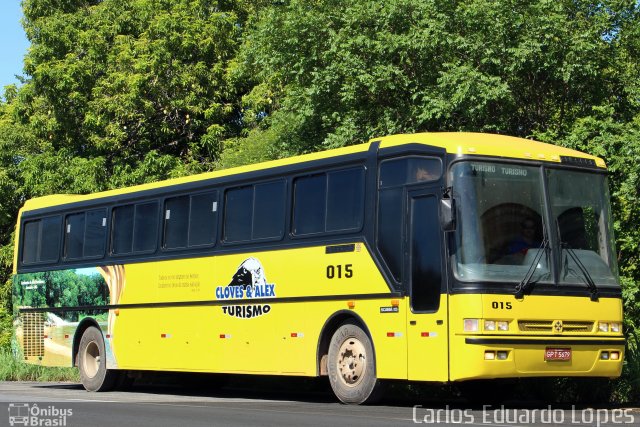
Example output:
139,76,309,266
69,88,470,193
0,349,79,382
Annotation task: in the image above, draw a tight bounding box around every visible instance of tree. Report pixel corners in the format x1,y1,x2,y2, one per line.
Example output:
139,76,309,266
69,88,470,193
19,0,248,190
234,0,639,155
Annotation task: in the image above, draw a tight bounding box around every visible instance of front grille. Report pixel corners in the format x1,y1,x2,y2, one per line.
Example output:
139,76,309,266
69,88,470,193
518,320,594,333
518,320,553,332
22,312,44,357
562,321,594,332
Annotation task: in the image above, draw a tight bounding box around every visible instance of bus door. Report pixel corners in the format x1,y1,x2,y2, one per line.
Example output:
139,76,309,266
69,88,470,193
406,189,449,381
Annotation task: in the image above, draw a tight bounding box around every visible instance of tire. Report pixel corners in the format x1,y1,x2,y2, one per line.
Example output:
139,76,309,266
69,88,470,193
327,321,384,404
78,326,118,392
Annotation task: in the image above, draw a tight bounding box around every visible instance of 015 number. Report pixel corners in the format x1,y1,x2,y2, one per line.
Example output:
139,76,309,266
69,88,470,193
326,264,353,279
491,301,512,310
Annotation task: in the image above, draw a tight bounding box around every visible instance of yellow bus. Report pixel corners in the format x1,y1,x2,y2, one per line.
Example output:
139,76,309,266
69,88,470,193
13,132,624,404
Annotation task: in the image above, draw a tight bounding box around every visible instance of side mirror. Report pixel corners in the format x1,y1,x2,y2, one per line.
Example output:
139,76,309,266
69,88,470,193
440,198,456,232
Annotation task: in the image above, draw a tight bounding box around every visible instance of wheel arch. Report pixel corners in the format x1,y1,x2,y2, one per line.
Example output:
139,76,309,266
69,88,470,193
316,310,376,376
72,317,102,368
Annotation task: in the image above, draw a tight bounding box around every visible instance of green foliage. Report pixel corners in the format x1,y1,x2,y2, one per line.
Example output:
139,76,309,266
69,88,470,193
618,329,640,403
18,0,251,190
236,0,639,154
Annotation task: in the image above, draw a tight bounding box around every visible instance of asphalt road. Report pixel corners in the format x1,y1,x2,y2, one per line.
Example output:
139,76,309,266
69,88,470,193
0,379,638,427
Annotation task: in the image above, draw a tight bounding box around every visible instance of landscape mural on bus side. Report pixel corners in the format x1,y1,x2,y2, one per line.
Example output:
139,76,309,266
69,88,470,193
12,266,125,367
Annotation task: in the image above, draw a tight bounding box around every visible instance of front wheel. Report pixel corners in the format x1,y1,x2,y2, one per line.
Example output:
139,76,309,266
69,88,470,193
78,326,118,392
327,321,384,404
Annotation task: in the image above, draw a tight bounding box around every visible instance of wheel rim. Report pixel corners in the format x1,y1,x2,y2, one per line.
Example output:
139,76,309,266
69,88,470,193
336,337,367,387
83,341,100,379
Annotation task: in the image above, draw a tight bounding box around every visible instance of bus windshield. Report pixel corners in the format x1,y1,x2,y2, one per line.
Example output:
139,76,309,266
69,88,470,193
452,161,619,288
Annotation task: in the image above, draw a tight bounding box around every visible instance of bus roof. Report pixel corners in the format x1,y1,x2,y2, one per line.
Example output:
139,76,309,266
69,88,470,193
21,132,604,212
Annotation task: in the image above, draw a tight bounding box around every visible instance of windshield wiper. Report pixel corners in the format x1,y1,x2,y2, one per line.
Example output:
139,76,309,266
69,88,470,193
561,243,599,301
514,237,549,299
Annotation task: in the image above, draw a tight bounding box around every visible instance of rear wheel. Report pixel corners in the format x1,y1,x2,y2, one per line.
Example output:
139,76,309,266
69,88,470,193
327,321,384,404
78,326,118,392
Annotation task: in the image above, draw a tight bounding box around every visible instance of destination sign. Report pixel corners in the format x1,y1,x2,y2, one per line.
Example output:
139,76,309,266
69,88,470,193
470,163,529,177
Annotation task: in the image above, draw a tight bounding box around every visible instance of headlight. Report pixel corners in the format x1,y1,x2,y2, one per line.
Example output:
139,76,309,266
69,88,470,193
484,320,496,331
497,321,509,331
610,322,621,333
464,319,480,332
598,322,609,332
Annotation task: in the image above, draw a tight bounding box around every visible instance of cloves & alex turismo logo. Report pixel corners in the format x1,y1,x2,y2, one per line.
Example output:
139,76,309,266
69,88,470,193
214,257,276,319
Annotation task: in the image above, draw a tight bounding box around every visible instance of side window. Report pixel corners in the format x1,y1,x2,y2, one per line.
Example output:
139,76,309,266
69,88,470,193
84,209,107,258
327,168,364,232
112,205,134,254
224,186,253,242
253,181,285,240
112,202,158,254
224,182,285,243
21,216,62,264
22,221,40,264
379,157,442,187
164,196,189,249
377,157,441,283
293,167,364,236
64,213,85,259
293,174,326,235
65,209,107,260
377,188,403,281
189,192,217,247
41,216,62,262
133,202,158,252
164,192,218,249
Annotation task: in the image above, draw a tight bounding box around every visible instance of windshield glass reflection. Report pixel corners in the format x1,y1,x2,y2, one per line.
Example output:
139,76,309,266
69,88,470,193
452,162,619,288
452,162,551,283
547,169,619,287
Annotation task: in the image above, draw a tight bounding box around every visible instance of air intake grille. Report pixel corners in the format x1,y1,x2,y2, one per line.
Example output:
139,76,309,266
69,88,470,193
562,321,594,332
518,320,594,333
22,312,44,357
518,320,552,331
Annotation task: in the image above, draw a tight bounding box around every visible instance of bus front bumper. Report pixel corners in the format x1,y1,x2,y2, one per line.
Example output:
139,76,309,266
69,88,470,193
449,336,625,381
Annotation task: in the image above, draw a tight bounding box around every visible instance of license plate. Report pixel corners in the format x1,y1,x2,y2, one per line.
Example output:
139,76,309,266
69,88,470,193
545,348,571,361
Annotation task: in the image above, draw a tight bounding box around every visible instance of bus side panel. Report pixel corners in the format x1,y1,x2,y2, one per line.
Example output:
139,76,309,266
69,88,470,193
111,244,408,379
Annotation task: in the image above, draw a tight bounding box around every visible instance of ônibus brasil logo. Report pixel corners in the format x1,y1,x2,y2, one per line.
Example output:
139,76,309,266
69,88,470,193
215,258,276,319
8,403,73,426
